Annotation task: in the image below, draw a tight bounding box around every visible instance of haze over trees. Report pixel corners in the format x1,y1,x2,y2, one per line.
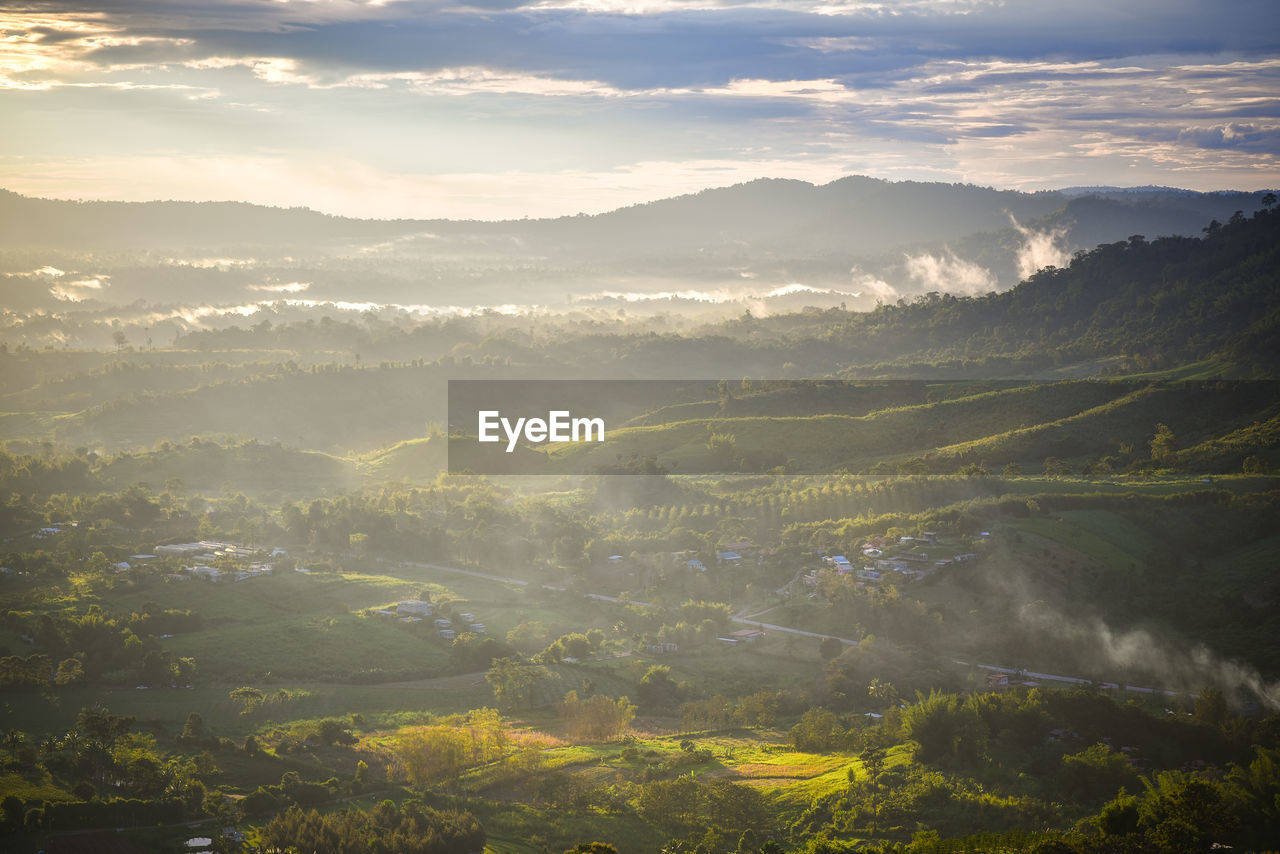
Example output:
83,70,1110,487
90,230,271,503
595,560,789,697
1,187,1279,853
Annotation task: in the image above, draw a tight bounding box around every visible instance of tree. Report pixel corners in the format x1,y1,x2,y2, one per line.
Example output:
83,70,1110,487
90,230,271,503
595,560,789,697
558,691,635,742
1099,790,1141,837
3,730,22,760
2,795,23,832
858,745,887,834
1224,746,1280,848
181,712,204,740
636,665,683,712
1042,457,1070,477
1137,772,1233,852
1149,423,1177,463
485,658,550,711
707,430,738,469
900,690,988,762
54,657,84,685
565,842,619,854
229,686,265,716
1242,455,1269,474
867,678,898,707
1194,686,1227,728
790,708,842,752
1058,743,1139,803
397,726,468,788
818,636,843,661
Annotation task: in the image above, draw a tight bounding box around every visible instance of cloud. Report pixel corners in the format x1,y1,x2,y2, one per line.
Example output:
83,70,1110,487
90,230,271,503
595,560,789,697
850,267,899,302
1017,605,1280,710
48,275,108,301
247,282,310,293
2,1,1278,216
1009,214,1070,280
1177,122,1280,152
903,250,996,296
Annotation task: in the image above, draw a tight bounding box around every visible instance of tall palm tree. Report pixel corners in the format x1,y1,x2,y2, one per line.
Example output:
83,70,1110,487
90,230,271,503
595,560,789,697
3,730,22,760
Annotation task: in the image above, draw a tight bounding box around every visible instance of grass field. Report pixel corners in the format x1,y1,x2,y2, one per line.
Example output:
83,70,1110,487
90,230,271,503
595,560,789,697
1010,509,1157,572
355,436,446,484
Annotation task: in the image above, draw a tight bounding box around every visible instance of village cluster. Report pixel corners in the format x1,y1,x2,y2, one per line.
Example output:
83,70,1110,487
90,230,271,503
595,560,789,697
371,598,486,641
152,540,288,583
805,531,984,590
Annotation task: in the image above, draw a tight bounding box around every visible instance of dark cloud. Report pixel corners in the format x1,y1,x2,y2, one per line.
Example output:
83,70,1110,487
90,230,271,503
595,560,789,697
24,0,1280,91
1178,124,1280,152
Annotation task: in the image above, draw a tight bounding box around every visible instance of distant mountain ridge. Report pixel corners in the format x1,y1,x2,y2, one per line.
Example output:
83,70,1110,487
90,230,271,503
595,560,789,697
0,178,1269,254
1,179,1274,324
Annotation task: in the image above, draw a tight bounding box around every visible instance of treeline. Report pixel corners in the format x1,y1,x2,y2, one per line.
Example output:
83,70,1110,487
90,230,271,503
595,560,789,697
259,801,485,854
1,596,198,687
6,206,1280,459
113,204,1280,380
784,684,1280,852
5,797,185,833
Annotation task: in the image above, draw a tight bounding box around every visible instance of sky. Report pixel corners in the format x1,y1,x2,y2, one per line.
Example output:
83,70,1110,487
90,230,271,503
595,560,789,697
0,0,1277,220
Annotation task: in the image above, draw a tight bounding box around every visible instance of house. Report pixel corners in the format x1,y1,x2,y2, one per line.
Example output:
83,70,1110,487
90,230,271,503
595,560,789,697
646,641,678,654
986,672,1010,691
861,547,883,558
716,551,742,564
468,623,486,634
434,618,452,629
826,555,853,574
374,609,396,617
730,628,765,642
184,565,222,581
396,599,434,616
686,558,706,572
438,629,456,640
457,612,475,623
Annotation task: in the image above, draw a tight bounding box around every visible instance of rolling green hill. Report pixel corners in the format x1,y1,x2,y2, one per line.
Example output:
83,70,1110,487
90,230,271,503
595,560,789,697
98,439,360,496
546,380,1280,475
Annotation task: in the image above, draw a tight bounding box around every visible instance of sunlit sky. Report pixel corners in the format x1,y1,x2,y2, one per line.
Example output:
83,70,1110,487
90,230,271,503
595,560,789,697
1,0,1277,219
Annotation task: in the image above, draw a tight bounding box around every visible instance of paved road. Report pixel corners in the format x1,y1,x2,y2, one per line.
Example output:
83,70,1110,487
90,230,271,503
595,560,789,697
404,560,1185,698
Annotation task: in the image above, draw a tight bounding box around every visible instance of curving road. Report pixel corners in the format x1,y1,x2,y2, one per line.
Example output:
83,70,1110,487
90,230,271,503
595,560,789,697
403,559,1188,698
